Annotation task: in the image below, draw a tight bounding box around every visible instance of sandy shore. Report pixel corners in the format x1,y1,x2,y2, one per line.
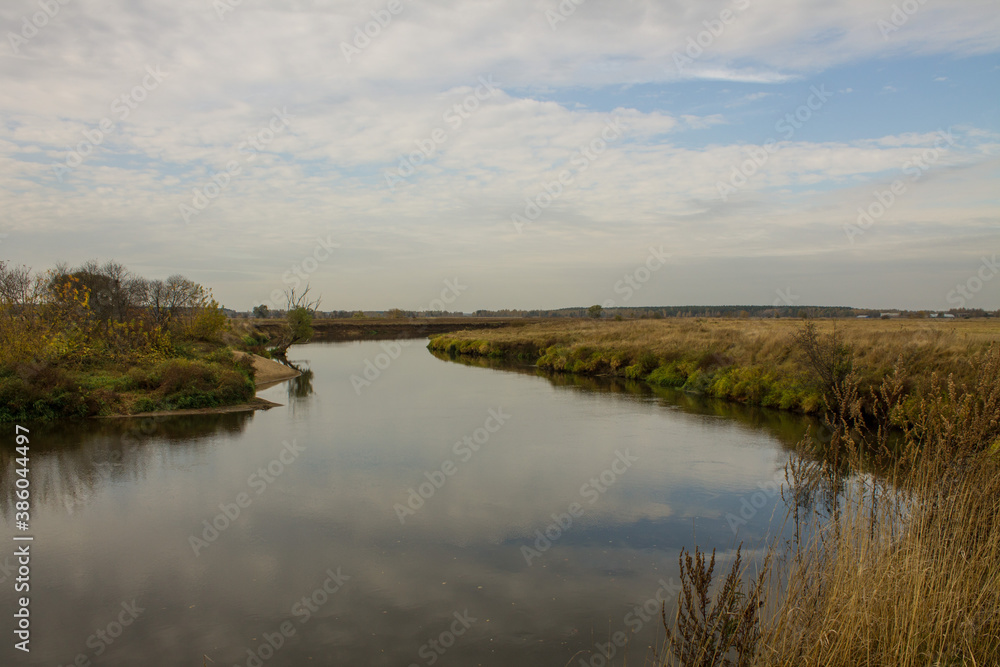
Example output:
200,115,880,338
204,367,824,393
234,351,302,390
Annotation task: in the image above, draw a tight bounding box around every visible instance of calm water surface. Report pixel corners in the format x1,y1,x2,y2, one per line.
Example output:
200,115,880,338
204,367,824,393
0,340,809,666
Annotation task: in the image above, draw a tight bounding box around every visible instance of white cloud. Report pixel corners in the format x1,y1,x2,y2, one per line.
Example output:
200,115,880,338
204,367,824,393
0,0,998,309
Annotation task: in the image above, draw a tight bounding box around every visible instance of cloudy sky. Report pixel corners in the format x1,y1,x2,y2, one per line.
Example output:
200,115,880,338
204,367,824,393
1,0,998,311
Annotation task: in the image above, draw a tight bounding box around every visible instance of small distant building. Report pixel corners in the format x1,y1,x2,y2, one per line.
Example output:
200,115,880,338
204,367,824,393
880,312,901,319
856,315,869,319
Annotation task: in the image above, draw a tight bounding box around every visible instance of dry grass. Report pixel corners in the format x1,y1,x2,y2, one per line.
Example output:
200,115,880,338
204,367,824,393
757,467,1000,666
430,318,1000,415
432,317,998,374
657,344,1000,667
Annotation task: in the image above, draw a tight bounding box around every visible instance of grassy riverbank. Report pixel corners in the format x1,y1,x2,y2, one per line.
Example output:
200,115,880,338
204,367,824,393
0,337,259,422
429,318,1000,416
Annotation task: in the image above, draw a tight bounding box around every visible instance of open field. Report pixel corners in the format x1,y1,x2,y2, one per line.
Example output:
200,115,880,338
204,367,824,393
250,316,543,341
430,318,1000,415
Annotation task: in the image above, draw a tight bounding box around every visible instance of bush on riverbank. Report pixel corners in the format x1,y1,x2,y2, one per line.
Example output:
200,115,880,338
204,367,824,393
0,345,256,422
0,260,255,421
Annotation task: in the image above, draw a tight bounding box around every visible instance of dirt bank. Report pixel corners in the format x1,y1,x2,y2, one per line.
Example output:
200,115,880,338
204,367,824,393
234,351,301,390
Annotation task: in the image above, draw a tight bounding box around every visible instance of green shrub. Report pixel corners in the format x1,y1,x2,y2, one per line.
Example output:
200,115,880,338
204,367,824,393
126,365,158,389
132,397,158,413
800,393,821,413
648,362,689,387
637,351,659,374
624,363,645,380
170,390,218,410
204,347,235,365
778,388,800,410
156,359,216,395
185,299,229,342
709,370,735,398
682,369,715,394
215,369,255,403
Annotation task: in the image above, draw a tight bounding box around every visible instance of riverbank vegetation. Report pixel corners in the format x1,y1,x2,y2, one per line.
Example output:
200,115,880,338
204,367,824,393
429,318,1000,665
0,260,255,421
659,346,1000,666
428,318,999,418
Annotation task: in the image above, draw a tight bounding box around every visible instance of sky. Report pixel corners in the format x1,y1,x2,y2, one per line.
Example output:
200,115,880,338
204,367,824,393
1,0,998,312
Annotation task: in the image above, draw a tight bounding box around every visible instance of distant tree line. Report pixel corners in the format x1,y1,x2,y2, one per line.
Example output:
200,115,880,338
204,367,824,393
464,305,998,319
238,304,998,320
246,307,466,319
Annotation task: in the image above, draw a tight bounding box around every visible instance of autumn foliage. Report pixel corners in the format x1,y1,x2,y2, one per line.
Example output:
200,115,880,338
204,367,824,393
0,260,251,421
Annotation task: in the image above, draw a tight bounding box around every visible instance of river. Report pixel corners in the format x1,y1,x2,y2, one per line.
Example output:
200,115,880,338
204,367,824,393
0,339,811,666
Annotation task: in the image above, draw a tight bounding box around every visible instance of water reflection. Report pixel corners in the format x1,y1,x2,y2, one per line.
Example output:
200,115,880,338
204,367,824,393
0,340,807,667
0,412,254,518
429,348,824,451
286,366,314,400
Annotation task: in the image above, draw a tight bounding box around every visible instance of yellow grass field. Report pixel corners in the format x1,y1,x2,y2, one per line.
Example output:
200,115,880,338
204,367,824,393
433,316,999,367
429,317,1000,414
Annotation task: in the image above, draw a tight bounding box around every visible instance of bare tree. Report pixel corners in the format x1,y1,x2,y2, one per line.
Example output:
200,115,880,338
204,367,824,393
284,285,322,313
270,285,322,359
0,261,43,310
